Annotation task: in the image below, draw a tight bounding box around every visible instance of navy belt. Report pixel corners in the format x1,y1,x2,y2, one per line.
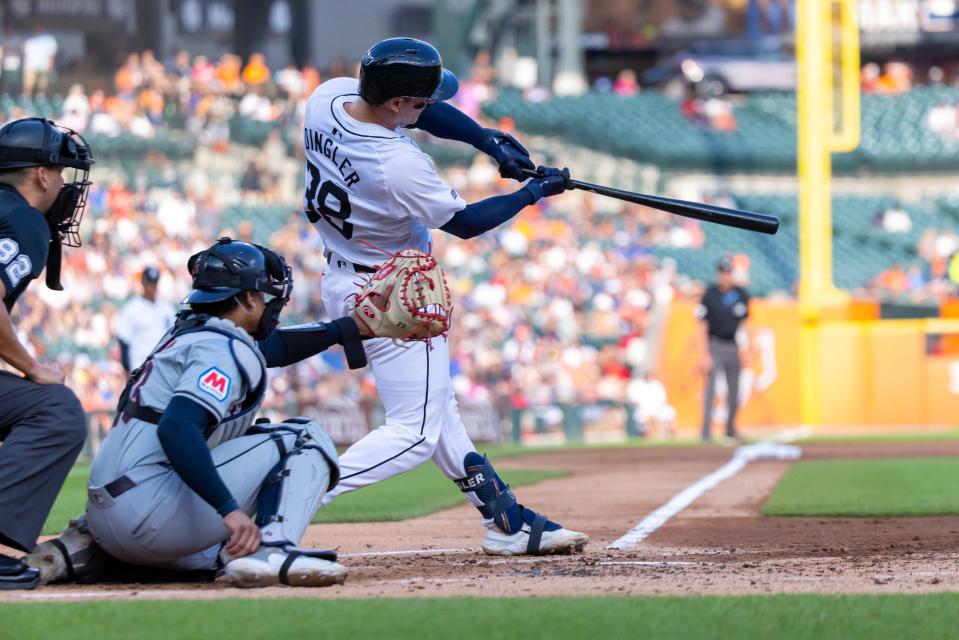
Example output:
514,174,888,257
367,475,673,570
324,250,376,274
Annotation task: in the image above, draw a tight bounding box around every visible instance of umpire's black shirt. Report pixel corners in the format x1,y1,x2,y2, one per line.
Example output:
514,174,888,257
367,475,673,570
697,284,749,341
0,184,49,311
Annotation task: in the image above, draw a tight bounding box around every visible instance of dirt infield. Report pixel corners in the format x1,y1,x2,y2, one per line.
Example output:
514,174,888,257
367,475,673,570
5,440,959,602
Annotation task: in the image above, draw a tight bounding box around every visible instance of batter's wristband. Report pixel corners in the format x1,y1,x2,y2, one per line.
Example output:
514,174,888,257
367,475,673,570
332,317,368,369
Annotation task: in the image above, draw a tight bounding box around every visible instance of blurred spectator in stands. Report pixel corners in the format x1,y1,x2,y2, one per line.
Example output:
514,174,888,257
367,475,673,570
877,61,912,95
129,106,156,139
22,27,57,97
168,50,192,80
242,52,271,88
115,266,175,373
705,97,737,131
191,55,216,88
927,101,958,141
627,369,676,439
215,53,244,96
88,90,122,137
238,86,274,121
301,64,322,96
613,69,640,96
875,263,910,295
155,189,195,239
240,159,266,194
681,93,708,128
115,53,142,97
60,84,90,132
276,63,305,99
0,29,23,96
861,62,881,93
872,206,912,233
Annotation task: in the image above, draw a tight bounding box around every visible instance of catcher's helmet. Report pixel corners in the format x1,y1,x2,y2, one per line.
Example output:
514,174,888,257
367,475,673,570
359,37,458,105
183,237,292,305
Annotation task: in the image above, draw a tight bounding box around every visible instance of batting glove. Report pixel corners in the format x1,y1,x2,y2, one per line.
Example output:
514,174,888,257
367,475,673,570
523,166,572,203
479,128,535,181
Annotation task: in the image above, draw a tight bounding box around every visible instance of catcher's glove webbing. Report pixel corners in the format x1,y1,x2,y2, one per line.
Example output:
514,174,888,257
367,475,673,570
350,249,452,342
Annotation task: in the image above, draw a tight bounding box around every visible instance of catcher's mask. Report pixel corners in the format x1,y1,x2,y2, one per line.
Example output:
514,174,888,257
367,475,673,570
0,117,94,290
183,237,293,339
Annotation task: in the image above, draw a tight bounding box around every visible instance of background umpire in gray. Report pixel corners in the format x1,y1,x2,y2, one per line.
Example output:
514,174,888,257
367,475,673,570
697,256,750,443
0,118,93,589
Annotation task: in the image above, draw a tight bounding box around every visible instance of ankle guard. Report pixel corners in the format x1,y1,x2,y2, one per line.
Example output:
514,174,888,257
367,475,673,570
455,453,524,533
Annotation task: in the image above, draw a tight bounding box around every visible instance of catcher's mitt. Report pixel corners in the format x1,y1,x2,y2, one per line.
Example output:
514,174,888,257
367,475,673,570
350,249,452,341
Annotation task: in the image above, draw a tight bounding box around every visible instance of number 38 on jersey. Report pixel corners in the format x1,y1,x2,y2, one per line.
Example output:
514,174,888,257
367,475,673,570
304,160,353,240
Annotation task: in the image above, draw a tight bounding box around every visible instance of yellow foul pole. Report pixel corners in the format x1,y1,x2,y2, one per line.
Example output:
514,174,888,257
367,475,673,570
796,0,858,426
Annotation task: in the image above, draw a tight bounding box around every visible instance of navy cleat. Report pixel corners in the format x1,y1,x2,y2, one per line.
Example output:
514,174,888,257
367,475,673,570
456,452,589,556
0,553,40,590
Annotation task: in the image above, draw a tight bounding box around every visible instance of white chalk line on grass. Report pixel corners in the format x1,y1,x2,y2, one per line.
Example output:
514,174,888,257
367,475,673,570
606,429,809,550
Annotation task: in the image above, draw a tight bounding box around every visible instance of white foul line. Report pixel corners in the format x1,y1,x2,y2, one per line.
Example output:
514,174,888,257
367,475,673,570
607,437,804,550
340,547,472,558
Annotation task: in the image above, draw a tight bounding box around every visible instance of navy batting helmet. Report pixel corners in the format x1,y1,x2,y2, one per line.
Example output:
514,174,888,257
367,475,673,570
359,37,458,105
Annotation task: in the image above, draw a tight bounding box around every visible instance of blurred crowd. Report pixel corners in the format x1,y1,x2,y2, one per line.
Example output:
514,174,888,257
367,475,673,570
870,226,959,304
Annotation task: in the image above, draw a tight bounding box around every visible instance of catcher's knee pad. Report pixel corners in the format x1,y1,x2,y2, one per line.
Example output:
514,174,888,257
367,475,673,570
255,418,340,546
456,453,562,536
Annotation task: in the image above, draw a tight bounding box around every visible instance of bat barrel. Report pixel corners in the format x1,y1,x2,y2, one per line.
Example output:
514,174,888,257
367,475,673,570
519,169,780,235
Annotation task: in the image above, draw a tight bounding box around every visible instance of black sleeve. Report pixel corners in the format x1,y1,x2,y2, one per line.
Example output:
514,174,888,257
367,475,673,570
118,340,131,373
413,101,487,149
156,395,238,517
257,316,367,369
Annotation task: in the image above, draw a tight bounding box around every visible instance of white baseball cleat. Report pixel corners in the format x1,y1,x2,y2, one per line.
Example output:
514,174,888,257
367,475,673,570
224,545,346,588
24,515,105,585
481,520,590,556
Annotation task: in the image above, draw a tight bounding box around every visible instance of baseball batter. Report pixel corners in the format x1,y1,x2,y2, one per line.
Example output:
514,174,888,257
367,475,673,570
28,237,381,588
303,37,588,555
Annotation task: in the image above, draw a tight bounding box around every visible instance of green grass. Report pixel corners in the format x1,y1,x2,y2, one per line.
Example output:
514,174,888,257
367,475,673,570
44,463,564,534
763,457,959,517
799,429,959,444
4,594,959,640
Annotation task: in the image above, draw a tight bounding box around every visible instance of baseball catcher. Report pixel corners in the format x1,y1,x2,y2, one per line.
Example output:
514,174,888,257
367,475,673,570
25,237,448,588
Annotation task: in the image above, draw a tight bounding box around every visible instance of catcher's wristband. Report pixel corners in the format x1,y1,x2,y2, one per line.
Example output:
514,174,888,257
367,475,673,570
332,317,368,369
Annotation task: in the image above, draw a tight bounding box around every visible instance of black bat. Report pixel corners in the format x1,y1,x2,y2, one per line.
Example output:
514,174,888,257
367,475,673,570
521,169,779,235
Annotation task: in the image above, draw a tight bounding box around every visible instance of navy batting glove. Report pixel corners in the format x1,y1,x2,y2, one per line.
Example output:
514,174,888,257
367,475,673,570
479,128,535,181
523,166,572,203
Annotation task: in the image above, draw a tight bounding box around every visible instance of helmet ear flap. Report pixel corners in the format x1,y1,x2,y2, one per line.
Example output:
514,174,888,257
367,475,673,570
187,251,202,276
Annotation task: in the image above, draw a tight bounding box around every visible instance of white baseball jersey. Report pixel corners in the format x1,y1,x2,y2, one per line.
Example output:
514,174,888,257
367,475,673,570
302,77,466,266
116,295,175,370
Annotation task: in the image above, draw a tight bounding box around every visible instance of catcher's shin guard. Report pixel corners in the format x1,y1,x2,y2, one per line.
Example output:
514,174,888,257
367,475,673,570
456,453,589,556
23,515,106,585
254,418,340,547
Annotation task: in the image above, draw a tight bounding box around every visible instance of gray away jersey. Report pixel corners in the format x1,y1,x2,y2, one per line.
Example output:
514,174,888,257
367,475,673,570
89,317,265,487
